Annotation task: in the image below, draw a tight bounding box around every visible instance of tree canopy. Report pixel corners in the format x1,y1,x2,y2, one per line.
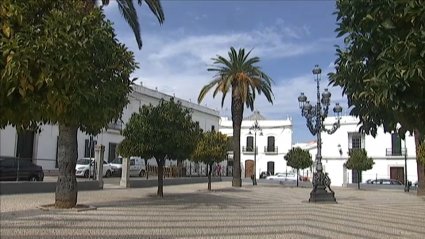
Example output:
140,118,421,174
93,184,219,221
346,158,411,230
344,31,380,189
0,0,138,134
192,131,228,165
345,149,374,172
328,0,425,137
117,98,200,196
284,147,313,171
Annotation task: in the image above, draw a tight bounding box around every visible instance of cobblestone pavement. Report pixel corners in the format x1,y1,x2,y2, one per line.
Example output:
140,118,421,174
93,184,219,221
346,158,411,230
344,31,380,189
1,182,424,239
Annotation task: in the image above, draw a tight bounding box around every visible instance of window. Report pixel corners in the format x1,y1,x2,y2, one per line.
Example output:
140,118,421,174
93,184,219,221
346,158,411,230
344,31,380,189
0,159,15,168
84,139,97,158
246,136,254,151
267,136,275,151
130,159,135,166
211,125,215,132
348,133,364,149
108,143,118,162
391,133,402,156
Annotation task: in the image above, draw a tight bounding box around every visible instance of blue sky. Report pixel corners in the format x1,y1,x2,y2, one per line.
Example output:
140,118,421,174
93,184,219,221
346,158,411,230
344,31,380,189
103,0,347,143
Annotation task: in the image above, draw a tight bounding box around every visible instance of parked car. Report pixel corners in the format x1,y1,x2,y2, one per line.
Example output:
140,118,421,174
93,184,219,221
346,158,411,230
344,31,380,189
75,158,112,178
266,173,298,181
259,171,272,179
110,157,146,177
0,158,44,181
370,179,403,185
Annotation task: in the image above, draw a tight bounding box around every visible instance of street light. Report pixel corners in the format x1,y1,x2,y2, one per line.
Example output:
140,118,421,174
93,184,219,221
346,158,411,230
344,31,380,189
248,120,263,186
298,64,343,203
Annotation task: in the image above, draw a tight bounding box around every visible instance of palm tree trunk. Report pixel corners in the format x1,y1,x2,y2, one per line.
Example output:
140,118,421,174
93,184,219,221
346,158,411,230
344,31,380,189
414,129,425,196
55,125,78,208
231,90,243,187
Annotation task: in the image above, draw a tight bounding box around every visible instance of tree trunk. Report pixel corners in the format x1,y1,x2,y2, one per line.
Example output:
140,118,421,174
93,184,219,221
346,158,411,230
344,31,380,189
144,158,148,179
157,159,164,197
231,90,243,187
208,163,213,191
296,169,299,187
357,170,361,190
55,125,78,208
414,129,425,196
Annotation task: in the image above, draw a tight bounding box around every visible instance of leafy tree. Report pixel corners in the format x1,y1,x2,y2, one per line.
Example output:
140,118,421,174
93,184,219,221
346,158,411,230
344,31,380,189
0,0,137,208
345,149,374,189
284,147,313,187
91,0,165,50
192,131,228,191
117,98,200,197
198,47,274,187
328,0,425,195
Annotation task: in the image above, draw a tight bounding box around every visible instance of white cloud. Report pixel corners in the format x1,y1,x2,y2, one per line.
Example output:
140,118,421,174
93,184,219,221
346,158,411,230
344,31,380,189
112,17,345,121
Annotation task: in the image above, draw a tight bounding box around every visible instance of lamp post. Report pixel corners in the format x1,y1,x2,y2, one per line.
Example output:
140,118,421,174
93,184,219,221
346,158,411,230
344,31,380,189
248,120,263,186
297,65,343,203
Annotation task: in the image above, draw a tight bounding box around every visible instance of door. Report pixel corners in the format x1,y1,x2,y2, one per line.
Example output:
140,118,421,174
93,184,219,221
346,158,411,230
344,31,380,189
390,167,404,184
244,160,254,178
352,170,362,184
267,161,275,175
16,131,35,160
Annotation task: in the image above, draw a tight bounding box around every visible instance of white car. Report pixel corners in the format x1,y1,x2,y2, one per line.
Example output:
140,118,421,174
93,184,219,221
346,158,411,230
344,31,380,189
110,157,146,177
266,173,298,181
75,158,112,178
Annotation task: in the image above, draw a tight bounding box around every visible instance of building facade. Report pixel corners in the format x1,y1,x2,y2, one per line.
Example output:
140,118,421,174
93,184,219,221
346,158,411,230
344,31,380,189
296,116,417,186
219,111,293,179
0,84,220,172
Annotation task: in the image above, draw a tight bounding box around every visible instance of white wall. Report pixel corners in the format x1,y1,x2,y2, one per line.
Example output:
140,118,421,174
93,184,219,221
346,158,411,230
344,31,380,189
298,116,418,186
0,85,220,171
219,117,293,179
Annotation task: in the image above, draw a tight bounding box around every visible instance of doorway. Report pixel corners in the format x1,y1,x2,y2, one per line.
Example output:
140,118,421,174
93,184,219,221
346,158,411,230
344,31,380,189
390,166,404,184
16,130,35,160
267,161,275,175
351,170,362,184
244,160,254,178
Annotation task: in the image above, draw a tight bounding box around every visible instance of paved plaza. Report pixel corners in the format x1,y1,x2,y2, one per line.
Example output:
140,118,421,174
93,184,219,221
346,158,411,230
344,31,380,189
1,182,424,239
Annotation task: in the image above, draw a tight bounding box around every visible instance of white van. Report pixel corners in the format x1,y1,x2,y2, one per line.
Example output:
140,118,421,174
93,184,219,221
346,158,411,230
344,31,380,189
110,157,146,177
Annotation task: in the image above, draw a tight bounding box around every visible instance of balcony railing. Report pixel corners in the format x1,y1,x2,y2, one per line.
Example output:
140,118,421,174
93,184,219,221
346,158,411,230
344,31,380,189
264,146,278,155
107,121,123,130
385,148,406,156
242,146,258,154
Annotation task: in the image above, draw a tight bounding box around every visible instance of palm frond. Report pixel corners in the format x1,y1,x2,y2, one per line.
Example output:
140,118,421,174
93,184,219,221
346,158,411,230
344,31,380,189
138,0,165,24
116,0,142,49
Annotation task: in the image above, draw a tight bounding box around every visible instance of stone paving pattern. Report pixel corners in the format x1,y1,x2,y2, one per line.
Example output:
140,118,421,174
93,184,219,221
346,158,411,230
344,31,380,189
1,182,424,239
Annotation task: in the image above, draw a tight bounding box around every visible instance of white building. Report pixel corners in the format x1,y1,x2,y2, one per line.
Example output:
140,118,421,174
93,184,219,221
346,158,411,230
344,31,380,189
295,116,417,186
219,111,293,179
0,84,220,172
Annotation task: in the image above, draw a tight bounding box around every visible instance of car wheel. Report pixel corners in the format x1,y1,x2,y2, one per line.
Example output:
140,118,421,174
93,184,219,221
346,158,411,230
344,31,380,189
84,170,89,178
105,170,112,178
139,170,145,177
29,176,38,182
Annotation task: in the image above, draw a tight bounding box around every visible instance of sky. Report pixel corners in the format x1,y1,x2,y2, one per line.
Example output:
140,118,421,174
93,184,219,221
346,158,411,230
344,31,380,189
103,0,348,144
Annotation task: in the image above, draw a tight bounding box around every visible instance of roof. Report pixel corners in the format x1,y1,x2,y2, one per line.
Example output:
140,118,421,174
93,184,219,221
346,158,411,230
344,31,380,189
243,110,267,121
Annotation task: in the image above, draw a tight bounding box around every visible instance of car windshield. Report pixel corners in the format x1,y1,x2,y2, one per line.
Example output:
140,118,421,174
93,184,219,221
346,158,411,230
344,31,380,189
76,159,91,165
111,158,122,164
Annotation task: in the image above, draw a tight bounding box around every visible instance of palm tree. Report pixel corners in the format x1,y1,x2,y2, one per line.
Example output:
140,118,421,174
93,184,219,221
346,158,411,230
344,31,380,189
91,0,165,49
198,47,274,187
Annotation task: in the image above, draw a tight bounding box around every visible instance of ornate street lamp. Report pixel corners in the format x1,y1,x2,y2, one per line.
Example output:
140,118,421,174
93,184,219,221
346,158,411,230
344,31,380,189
298,65,343,203
248,120,263,186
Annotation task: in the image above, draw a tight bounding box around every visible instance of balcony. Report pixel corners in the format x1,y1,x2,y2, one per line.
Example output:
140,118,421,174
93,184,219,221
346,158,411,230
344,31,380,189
242,146,258,155
264,146,278,155
107,121,123,131
385,148,406,156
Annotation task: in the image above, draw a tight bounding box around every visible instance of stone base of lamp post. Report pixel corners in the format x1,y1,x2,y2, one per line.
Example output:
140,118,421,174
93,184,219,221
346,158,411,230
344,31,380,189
309,172,337,203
